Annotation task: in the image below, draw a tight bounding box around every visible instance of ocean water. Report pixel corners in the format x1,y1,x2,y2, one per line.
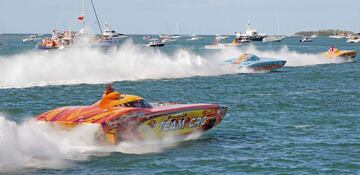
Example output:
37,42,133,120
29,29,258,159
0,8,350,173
0,34,359,174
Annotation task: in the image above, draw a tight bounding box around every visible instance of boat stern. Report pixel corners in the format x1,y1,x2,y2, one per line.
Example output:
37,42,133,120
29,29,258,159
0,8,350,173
340,50,357,59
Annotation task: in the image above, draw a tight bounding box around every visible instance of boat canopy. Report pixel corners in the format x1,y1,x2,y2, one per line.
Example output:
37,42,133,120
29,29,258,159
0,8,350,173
233,54,259,64
98,92,153,109
246,54,260,61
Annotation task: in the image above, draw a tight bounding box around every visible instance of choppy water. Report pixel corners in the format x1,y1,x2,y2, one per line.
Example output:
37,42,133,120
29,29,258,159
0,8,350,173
0,34,359,174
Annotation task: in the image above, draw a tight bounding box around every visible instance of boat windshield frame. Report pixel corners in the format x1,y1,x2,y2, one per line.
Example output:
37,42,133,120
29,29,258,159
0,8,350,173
246,55,260,61
124,99,153,108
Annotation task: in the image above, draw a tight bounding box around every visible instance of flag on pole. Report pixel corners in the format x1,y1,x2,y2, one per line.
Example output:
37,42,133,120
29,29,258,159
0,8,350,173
78,16,84,21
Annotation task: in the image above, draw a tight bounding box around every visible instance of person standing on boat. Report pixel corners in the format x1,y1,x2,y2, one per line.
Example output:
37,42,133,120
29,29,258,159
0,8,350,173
99,84,123,108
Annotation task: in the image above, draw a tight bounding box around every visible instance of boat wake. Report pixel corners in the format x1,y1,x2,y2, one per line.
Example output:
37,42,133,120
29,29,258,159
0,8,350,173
0,42,350,89
0,115,202,172
0,40,237,89
213,45,350,67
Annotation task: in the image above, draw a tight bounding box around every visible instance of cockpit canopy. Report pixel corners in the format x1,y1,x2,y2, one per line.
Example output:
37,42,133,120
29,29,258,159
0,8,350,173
123,99,152,108
99,93,153,109
244,54,260,61
115,95,153,108
233,54,260,64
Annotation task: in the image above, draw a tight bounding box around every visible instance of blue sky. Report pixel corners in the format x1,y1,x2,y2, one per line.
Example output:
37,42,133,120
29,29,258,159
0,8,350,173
0,0,359,34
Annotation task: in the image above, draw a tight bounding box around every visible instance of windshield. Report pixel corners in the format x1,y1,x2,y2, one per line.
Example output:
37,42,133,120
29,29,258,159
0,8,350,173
124,99,152,108
247,55,260,61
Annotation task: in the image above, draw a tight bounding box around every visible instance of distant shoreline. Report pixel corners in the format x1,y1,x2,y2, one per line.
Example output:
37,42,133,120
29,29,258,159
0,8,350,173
295,29,356,36
1,29,359,36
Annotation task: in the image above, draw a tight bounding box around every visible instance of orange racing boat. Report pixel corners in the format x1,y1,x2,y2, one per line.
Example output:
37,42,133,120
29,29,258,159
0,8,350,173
321,46,356,61
35,85,228,144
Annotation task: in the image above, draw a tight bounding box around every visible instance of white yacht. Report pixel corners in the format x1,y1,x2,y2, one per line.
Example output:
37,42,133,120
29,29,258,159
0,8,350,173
263,35,283,42
145,38,165,47
204,37,240,49
300,37,312,42
159,34,177,43
310,32,318,38
94,22,126,47
310,34,318,38
101,22,126,39
329,32,346,39
236,22,265,41
22,34,42,42
329,35,345,39
346,35,360,43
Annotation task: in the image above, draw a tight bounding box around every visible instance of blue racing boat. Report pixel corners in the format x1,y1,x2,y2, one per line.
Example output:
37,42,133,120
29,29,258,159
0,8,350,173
225,54,286,71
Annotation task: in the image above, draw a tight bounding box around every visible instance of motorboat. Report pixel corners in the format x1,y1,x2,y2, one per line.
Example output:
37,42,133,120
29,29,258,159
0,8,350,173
238,38,251,43
171,35,181,39
310,34,318,38
225,54,286,71
346,36,360,43
310,31,318,38
300,37,312,42
101,22,126,40
145,39,165,47
321,46,356,61
159,34,181,39
35,30,76,50
94,22,125,48
262,35,282,42
35,85,228,144
204,38,240,49
235,22,265,41
160,38,177,43
158,35,177,43
22,34,42,42
187,34,201,41
143,35,151,40
35,38,62,50
329,35,346,39
215,35,228,40
188,36,201,41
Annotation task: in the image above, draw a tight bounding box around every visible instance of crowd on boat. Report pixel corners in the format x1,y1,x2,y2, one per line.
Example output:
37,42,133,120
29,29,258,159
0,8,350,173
36,30,77,50
34,22,127,50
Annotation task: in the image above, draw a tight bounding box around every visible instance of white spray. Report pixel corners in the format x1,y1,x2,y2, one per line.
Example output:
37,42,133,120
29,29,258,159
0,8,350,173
0,114,202,172
0,42,349,89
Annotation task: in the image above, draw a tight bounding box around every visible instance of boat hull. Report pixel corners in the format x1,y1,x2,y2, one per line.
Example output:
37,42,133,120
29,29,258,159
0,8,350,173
104,105,228,143
147,43,165,47
321,50,356,60
227,55,286,72
263,37,282,42
35,45,59,50
239,36,264,41
245,60,287,71
300,39,312,42
35,103,227,144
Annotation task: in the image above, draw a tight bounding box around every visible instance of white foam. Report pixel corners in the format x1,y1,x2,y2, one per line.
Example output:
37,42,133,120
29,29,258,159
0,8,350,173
0,114,203,172
0,42,349,89
0,40,235,89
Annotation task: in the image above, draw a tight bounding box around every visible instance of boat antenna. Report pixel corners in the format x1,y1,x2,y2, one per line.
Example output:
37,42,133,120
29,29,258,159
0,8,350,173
81,0,85,27
176,23,179,35
90,0,103,34
277,15,280,36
